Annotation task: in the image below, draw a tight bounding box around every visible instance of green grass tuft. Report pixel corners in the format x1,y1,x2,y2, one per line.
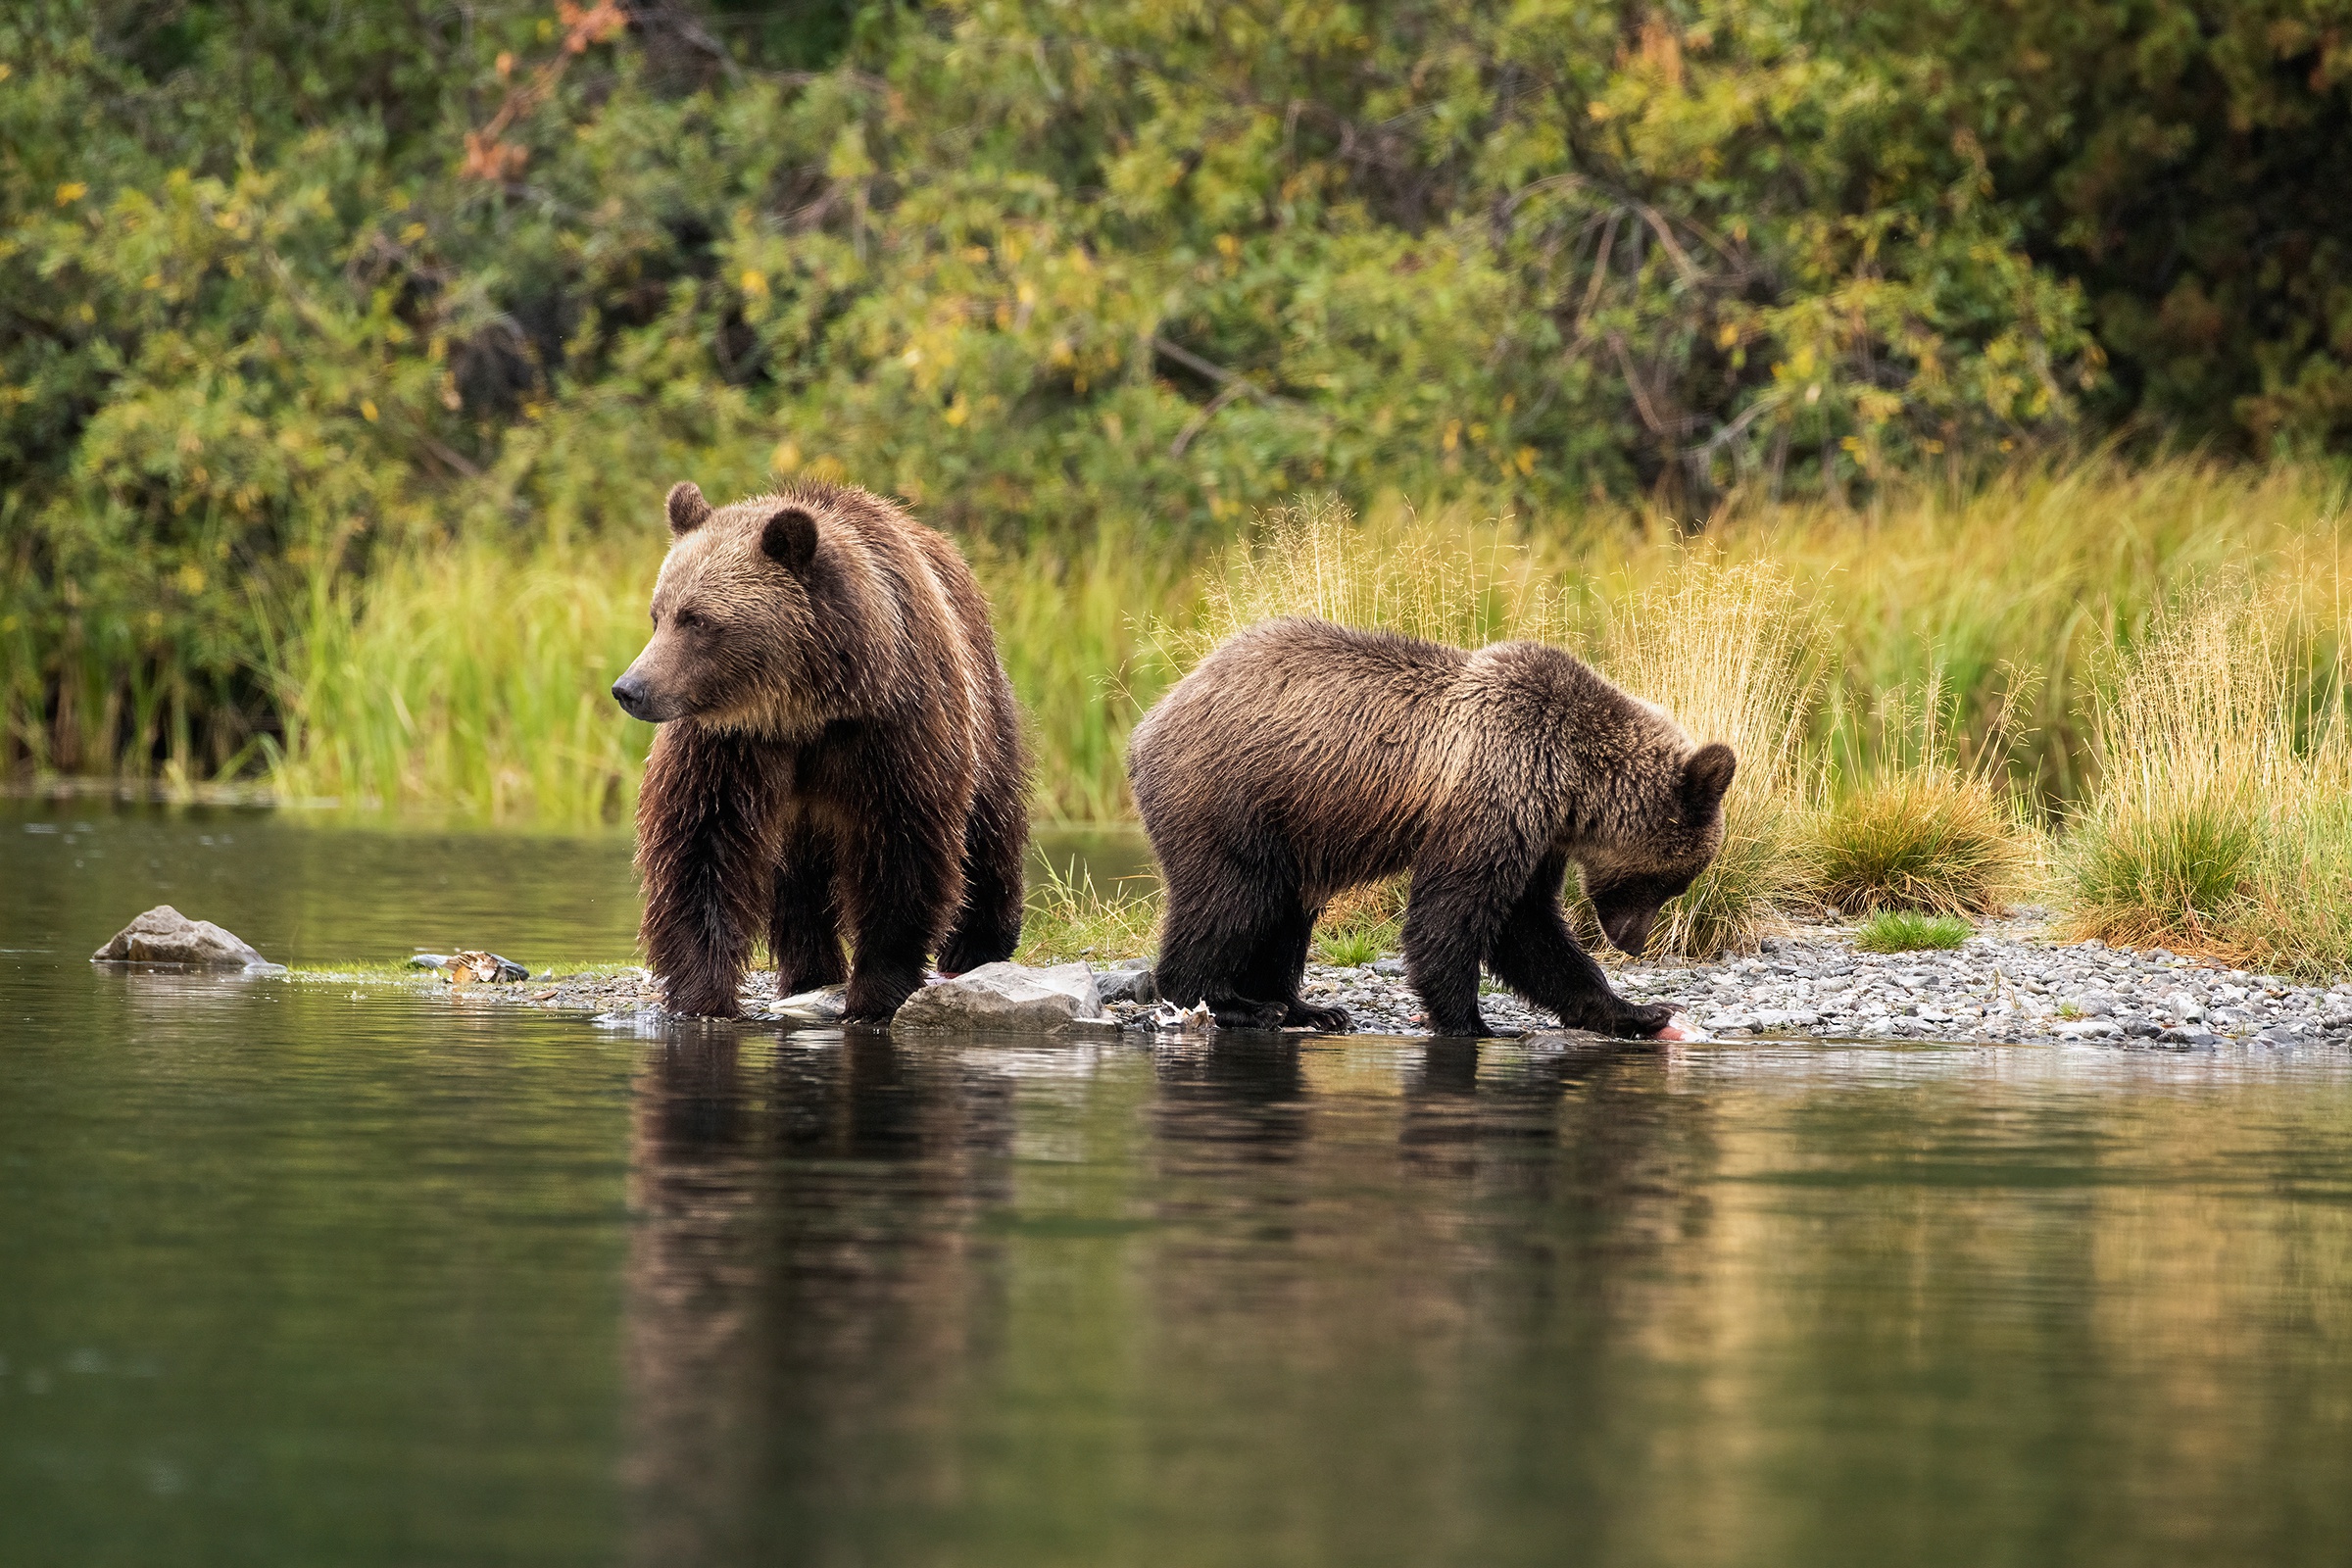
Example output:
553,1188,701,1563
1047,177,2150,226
1017,860,1160,966
1315,927,1384,967
1811,770,2036,916
1854,909,1973,952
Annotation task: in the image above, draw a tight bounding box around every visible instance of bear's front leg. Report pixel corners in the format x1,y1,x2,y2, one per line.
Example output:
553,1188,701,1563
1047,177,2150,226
770,826,847,995
1400,857,1523,1038
838,787,966,1023
1487,851,1674,1039
636,725,791,1019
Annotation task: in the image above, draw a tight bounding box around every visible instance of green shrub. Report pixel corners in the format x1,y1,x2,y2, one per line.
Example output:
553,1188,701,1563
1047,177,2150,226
1854,910,1972,954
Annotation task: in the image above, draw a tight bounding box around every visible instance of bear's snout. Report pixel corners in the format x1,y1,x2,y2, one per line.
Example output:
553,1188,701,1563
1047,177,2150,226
612,672,658,721
1597,904,1655,956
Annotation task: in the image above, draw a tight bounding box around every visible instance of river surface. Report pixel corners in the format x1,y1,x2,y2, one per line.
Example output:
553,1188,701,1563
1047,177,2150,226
6,799,2352,1566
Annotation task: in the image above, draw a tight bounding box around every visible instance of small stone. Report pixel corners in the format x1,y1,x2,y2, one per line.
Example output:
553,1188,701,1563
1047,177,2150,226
1372,957,1406,977
1097,966,1156,1005
91,906,275,971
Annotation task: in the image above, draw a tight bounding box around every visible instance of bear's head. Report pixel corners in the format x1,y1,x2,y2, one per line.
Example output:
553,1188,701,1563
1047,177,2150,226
611,480,842,733
1577,740,1737,956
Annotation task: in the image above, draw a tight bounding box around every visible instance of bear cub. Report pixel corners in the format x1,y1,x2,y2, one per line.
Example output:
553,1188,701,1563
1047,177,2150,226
612,479,1028,1020
1127,617,1735,1038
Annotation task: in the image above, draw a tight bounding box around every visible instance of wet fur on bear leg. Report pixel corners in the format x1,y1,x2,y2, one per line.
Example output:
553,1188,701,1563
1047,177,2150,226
935,745,1027,974
1152,892,1293,1030
1148,841,1317,1030
834,768,968,1022
1486,851,1674,1038
1247,905,1348,1032
1399,857,1523,1038
769,827,846,995
637,726,790,1019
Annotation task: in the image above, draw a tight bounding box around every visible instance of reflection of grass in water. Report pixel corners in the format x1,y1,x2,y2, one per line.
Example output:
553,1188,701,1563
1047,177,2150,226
1854,910,1972,953
1018,860,1160,965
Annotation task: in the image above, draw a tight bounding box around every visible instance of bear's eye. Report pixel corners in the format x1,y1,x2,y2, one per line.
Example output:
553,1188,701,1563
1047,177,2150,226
672,608,702,631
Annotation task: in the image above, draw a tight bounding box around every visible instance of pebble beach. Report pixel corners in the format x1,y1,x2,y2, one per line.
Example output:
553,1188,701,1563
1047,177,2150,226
396,908,2352,1051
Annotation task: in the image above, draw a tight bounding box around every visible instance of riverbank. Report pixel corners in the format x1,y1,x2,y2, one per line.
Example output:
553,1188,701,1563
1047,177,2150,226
315,913,2352,1050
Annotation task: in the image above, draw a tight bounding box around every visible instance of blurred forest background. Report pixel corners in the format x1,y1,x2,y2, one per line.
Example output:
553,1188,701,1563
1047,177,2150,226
6,0,2352,819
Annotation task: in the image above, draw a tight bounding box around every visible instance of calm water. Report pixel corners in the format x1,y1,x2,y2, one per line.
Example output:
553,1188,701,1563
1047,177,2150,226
6,801,2352,1566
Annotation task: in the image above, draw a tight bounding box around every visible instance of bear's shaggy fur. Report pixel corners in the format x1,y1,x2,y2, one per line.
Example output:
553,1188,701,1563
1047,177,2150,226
613,480,1028,1020
1127,617,1735,1038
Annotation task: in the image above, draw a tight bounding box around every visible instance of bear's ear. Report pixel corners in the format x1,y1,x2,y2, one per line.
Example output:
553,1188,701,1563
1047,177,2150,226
760,506,819,572
666,481,711,535
1682,742,1737,819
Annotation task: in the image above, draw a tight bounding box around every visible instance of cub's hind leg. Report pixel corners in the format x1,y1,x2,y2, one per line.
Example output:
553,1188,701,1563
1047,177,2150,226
1153,865,1296,1031
1245,904,1348,1033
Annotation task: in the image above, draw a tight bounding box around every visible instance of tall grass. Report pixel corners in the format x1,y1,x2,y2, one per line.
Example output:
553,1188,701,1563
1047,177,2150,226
2058,590,2352,975
1592,558,1826,954
209,453,2352,977
267,539,657,820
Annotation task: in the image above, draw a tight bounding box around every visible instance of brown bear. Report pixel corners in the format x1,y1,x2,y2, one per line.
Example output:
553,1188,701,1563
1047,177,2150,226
1127,617,1735,1038
612,479,1028,1020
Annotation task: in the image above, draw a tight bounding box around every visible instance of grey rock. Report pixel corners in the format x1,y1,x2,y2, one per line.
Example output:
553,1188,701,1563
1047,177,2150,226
1096,966,1156,1005
92,906,275,971
894,961,1103,1033
1372,957,1406,977
769,986,848,1023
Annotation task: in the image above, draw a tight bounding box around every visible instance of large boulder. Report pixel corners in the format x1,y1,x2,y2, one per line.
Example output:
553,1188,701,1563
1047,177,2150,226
893,961,1109,1033
92,906,275,970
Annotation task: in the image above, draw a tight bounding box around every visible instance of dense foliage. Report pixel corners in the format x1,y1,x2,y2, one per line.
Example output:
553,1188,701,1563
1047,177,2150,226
5,0,2352,772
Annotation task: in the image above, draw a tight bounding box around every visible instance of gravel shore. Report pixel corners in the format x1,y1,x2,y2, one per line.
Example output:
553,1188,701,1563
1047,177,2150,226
376,909,2352,1050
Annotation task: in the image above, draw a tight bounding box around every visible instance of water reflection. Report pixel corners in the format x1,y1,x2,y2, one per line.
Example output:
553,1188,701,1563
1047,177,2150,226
612,1029,2352,1568
619,1031,1724,1567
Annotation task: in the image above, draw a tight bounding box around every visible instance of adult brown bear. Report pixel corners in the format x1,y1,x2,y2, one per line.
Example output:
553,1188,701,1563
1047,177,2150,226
1127,617,1734,1038
612,480,1028,1020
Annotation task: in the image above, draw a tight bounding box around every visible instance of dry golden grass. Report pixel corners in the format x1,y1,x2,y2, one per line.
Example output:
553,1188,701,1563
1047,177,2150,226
1180,494,1578,658
1810,770,2036,915
1592,557,1827,956
2060,589,2352,975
